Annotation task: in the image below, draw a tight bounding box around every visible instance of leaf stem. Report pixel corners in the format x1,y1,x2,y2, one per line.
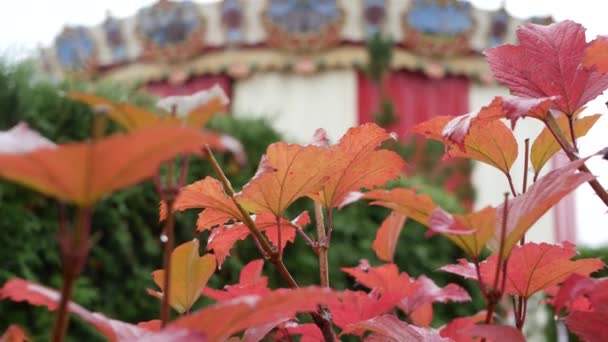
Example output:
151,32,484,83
568,116,578,152
160,195,176,327
505,173,517,197
52,207,92,342
522,138,530,195
276,215,283,258
484,193,509,326
315,203,330,288
204,146,337,341
544,116,608,207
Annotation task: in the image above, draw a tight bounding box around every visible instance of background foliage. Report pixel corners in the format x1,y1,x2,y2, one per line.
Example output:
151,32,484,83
0,61,489,340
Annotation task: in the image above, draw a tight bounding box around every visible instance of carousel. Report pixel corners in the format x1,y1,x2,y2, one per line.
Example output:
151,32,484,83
40,0,570,244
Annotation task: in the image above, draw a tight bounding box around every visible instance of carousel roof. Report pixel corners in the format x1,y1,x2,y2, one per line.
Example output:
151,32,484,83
39,0,551,84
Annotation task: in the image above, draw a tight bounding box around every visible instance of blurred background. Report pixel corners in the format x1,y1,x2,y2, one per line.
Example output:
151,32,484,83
0,0,607,340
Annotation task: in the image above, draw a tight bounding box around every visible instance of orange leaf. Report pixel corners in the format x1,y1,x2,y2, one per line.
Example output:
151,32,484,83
447,120,518,175
494,158,594,257
0,125,212,206
148,239,216,314
159,177,245,232
430,207,497,258
372,211,407,263
206,212,309,266
237,142,332,215
480,242,604,298
362,188,438,226
584,37,608,73
312,123,405,208
413,116,518,174
170,287,337,342
531,114,600,176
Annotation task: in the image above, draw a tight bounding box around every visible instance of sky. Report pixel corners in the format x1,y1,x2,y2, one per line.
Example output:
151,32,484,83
1,0,608,246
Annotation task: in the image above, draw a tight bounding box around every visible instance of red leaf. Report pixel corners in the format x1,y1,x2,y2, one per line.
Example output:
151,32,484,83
341,314,447,341
439,311,486,342
400,276,470,315
159,177,244,232
547,274,596,314
584,37,608,72
465,325,525,342
493,158,594,256
206,212,308,266
311,123,405,208
341,262,417,299
328,290,403,329
0,325,29,342
0,278,202,341
202,259,270,301
564,279,608,342
0,125,214,206
372,211,407,262
485,20,608,115
440,259,478,280
169,287,337,341
479,243,604,298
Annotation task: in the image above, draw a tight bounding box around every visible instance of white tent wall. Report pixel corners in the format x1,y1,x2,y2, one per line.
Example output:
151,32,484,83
232,70,358,143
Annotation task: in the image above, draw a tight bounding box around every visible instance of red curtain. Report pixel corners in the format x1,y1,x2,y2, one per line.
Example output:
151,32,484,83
357,70,469,138
145,75,232,100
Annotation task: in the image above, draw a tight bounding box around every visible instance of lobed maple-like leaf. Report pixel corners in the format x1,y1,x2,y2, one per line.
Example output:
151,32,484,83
485,20,608,115
237,142,332,215
530,113,600,176
429,207,496,258
439,311,486,342
547,274,597,314
372,211,407,263
159,177,245,232
465,325,525,342
148,239,217,314
206,212,309,266
0,125,215,206
170,287,338,342
310,123,405,208
0,122,56,155
341,314,448,341
412,116,518,175
0,278,203,341
329,290,403,329
479,243,604,298
584,37,608,72
342,262,470,324
492,158,594,256
565,280,608,342
203,259,270,301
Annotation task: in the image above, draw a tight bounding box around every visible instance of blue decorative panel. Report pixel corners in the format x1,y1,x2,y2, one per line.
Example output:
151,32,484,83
222,0,242,43
55,27,95,70
103,16,128,62
406,0,473,36
137,1,201,47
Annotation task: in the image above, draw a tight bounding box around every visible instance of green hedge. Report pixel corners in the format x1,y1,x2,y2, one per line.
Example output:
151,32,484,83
0,62,483,340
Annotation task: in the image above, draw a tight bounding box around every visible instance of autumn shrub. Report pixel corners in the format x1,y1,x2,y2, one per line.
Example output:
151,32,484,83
0,61,480,340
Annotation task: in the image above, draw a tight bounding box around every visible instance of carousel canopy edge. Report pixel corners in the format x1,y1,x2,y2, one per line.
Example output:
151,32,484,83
38,0,552,83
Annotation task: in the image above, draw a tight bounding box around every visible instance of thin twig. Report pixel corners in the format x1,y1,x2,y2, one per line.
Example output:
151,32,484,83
568,116,578,152
160,197,176,327
276,215,283,258
522,138,530,195
544,116,608,207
